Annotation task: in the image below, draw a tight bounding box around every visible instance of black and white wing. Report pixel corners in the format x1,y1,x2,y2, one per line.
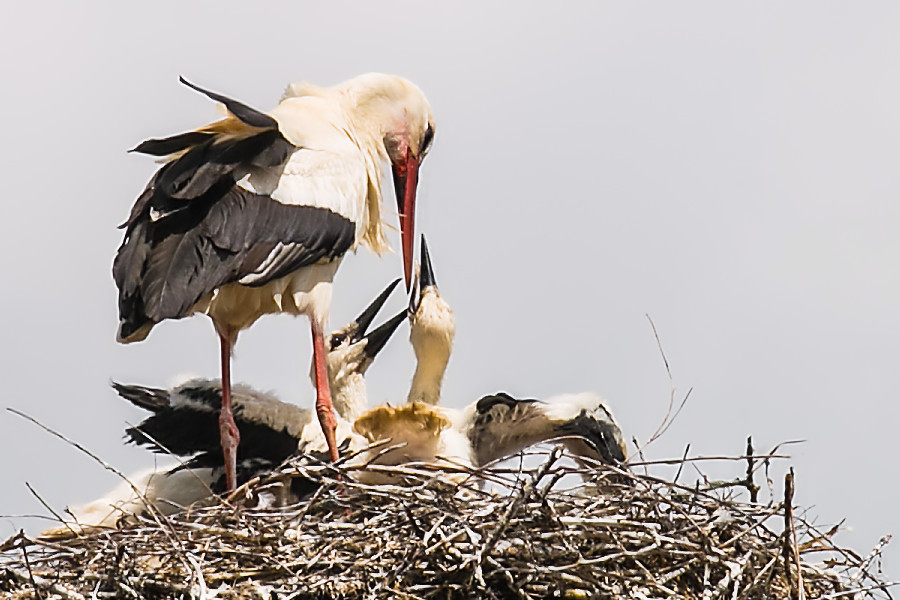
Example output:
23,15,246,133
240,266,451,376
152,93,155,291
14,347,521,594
113,79,357,341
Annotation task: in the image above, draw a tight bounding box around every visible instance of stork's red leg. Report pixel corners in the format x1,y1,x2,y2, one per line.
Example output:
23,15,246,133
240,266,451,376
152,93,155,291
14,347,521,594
311,322,340,462
218,329,240,492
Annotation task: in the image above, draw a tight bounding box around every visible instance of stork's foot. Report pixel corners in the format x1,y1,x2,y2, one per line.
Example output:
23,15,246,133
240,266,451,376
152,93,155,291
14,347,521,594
219,409,241,492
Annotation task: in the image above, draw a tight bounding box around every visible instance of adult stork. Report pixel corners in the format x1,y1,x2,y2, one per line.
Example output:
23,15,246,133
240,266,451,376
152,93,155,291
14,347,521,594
113,73,435,491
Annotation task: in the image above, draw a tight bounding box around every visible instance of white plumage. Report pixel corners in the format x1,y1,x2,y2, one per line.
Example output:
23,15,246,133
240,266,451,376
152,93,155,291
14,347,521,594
44,465,216,536
406,237,455,405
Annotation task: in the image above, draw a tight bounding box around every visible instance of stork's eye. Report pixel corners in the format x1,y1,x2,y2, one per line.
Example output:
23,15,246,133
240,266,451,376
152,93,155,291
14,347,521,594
420,124,434,156
329,334,345,351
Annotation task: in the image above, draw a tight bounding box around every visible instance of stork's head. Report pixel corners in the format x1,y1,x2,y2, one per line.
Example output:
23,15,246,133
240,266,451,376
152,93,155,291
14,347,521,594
406,237,455,404
318,279,405,421
409,236,454,351
338,73,435,289
466,392,627,470
549,393,628,467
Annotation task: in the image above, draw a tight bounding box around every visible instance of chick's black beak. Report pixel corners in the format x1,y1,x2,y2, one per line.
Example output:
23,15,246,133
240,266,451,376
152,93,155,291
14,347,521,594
352,278,401,343
419,234,437,290
556,412,627,466
408,235,438,316
363,310,407,359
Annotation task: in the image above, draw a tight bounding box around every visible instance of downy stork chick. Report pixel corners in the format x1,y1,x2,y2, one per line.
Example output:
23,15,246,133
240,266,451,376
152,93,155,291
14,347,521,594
350,237,465,480
351,402,473,482
407,236,455,405
463,392,628,471
41,464,219,538
113,74,435,490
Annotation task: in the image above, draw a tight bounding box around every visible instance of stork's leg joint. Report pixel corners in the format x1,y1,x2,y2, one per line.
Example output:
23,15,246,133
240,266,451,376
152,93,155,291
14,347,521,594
315,401,340,463
219,409,241,483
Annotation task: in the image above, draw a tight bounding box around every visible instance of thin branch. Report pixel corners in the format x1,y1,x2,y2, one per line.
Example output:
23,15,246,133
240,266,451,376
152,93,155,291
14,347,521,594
24,482,77,537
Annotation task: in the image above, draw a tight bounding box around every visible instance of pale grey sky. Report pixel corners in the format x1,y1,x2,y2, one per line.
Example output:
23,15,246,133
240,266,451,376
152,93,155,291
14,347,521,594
1,1,897,575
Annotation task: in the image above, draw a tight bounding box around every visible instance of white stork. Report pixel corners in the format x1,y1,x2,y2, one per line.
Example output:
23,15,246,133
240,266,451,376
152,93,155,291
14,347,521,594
406,236,455,404
113,73,435,491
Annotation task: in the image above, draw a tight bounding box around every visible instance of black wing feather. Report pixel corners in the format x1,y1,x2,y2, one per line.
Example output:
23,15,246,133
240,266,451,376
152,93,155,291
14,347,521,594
126,411,300,466
114,83,354,337
131,131,214,156
122,185,354,323
117,382,302,465
179,77,278,129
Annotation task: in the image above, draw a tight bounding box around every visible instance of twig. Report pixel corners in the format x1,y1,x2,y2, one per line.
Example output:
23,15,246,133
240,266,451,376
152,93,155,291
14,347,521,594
187,553,208,599
629,452,791,468
4,566,86,600
673,443,691,483
783,468,805,600
640,314,693,451
852,535,894,585
25,482,77,537
820,582,900,599
19,531,44,600
745,437,760,503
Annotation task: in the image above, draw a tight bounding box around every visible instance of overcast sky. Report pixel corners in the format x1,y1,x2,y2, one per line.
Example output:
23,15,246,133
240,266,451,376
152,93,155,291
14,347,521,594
1,1,897,577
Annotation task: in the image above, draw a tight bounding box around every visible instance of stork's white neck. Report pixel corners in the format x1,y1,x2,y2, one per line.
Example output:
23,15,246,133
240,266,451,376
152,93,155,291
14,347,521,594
406,359,448,405
333,373,369,422
406,290,455,405
324,343,373,422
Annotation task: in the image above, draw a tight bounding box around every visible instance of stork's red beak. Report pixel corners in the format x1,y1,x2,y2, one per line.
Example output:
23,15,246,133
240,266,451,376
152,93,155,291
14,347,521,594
392,150,420,290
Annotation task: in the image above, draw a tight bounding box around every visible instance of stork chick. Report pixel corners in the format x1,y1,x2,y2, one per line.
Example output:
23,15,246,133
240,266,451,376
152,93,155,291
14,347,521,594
41,465,218,538
407,236,455,405
351,402,473,482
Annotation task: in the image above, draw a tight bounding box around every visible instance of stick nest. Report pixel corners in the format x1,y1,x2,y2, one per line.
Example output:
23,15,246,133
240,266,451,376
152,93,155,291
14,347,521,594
1,446,894,600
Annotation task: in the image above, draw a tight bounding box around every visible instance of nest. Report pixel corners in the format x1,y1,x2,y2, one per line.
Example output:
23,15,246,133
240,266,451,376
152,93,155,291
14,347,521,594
0,445,894,600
